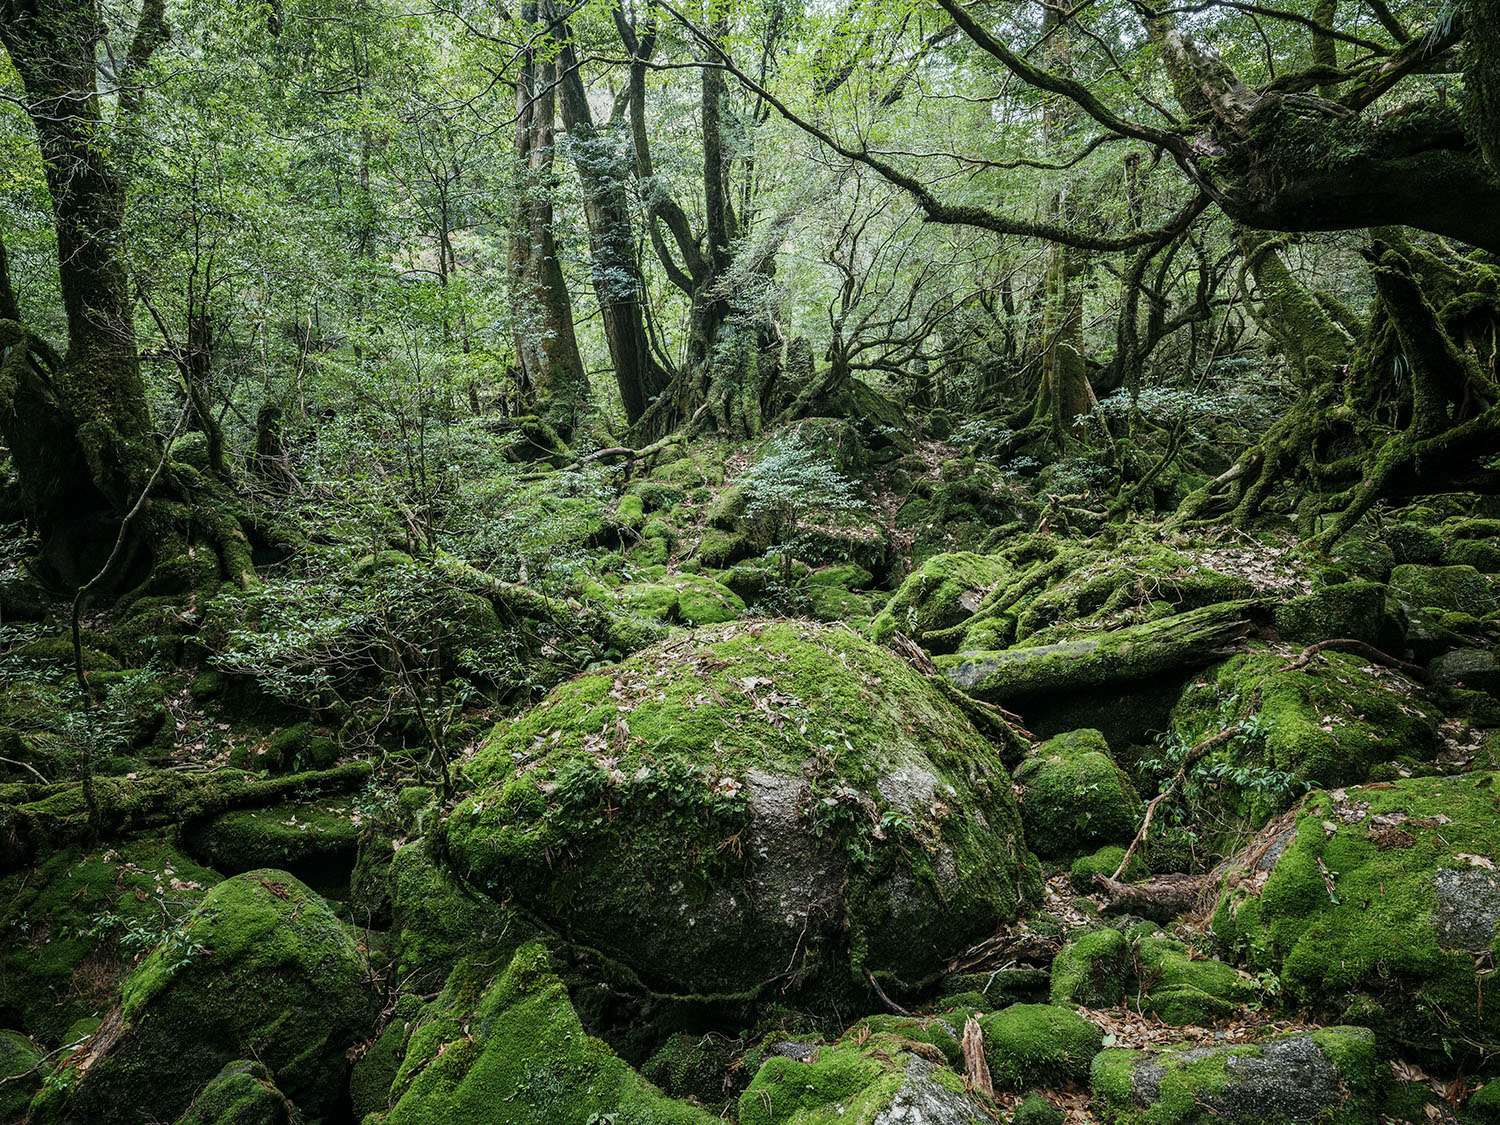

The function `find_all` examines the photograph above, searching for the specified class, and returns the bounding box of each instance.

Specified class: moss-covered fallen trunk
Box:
[937,601,1258,706]
[0,761,371,872]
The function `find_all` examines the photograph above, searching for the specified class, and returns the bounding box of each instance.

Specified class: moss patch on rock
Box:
[738,1032,991,1125]
[980,1003,1101,1090]
[0,840,220,1044]
[1090,1027,1380,1125]
[375,942,717,1125]
[1212,773,1500,1061]
[30,870,376,1125]
[1014,729,1143,859]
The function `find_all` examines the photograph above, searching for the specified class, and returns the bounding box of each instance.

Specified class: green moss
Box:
[1015,729,1142,858]
[1212,773,1500,1061]
[1389,564,1498,615]
[379,942,716,1125]
[443,621,1038,999]
[980,1003,1101,1090]
[1050,928,1131,1008]
[15,636,119,673]
[1386,522,1446,564]
[181,800,358,896]
[1170,650,1440,808]
[1,1029,41,1123]
[1010,545,1252,645]
[641,1031,742,1107]
[1069,845,1146,894]
[805,564,874,589]
[387,842,534,992]
[1013,1093,1065,1125]
[1135,936,1257,1025]
[616,493,646,527]
[0,840,220,1044]
[30,870,376,1125]
[869,552,1013,648]
[174,1059,295,1125]
[699,528,748,568]
[1272,581,1395,646]
[1448,540,1500,573]
[350,1018,413,1121]
[1088,1028,1379,1125]
[614,574,746,626]
[845,1013,963,1066]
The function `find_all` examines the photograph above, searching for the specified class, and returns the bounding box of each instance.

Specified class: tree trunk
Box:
[551,4,669,426]
[509,6,589,441]
[0,0,257,596]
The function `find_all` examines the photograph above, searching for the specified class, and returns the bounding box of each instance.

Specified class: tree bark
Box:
[509,5,589,440]
[550,2,669,426]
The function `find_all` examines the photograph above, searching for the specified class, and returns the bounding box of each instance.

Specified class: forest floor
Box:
[2,416,1499,1125]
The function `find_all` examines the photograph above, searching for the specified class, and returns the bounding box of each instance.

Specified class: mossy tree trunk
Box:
[616,4,781,442]
[509,4,589,442]
[550,1,670,427]
[0,0,259,595]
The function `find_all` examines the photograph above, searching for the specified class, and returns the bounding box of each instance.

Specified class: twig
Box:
[865,969,912,1016]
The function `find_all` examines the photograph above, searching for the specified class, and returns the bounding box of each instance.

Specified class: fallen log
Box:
[936,600,1259,706]
[0,761,372,872]
[1093,872,1215,922]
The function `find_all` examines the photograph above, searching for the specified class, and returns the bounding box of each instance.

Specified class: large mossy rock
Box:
[980,1003,1101,1090]
[441,620,1039,998]
[738,1032,993,1125]
[1014,729,1143,859]
[31,870,377,1125]
[1212,774,1500,1061]
[1090,1027,1381,1125]
[1,1029,41,1123]
[372,942,717,1125]
[613,573,747,626]
[1169,649,1440,806]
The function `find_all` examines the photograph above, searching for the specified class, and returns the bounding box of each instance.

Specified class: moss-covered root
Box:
[28,870,377,1125]
[737,1032,993,1125]
[938,600,1256,708]
[1090,1027,1381,1125]
[375,942,717,1125]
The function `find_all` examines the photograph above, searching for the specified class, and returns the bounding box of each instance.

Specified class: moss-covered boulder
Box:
[1090,1027,1381,1125]
[442,621,1038,999]
[1389,564,1497,616]
[1134,935,1258,1024]
[1272,581,1397,648]
[30,870,377,1125]
[980,1003,1101,1090]
[1014,729,1143,859]
[1050,928,1132,1008]
[869,552,1014,649]
[614,573,746,626]
[738,1032,992,1125]
[1,1029,41,1123]
[173,1060,296,1125]
[1212,774,1500,1061]
[1009,544,1253,645]
[1169,649,1439,808]
[181,799,359,898]
[0,840,220,1044]
[374,943,716,1125]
